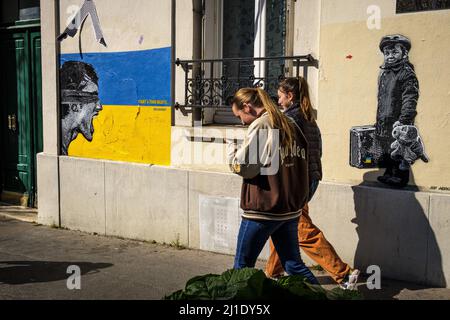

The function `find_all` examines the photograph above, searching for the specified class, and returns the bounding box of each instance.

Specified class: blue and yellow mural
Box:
[60,47,172,165]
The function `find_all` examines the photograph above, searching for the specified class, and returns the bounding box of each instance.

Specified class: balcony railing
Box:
[174,55,319,116]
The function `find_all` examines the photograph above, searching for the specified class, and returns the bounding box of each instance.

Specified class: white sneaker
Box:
[265,271,286,281]
[339,269,360,290]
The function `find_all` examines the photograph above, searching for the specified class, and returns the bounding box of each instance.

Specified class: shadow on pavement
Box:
[315,275,338,285]
[0,261,113,285]
[355,275,424,300]
[351,170,445,299]
[316,273,446,300]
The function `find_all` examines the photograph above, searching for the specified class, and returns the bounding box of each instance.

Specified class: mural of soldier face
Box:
[60,61,102,155]
[383,44,407,66]
[69,90,103,142]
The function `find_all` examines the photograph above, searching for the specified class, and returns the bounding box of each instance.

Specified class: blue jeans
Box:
[234,217,319,284]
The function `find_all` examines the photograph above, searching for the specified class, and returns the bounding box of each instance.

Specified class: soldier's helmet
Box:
[379,34,411,53]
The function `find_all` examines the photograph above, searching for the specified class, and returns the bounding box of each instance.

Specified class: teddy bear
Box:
[390,124,429,170]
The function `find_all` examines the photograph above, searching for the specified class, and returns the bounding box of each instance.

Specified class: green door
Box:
[30,31,43,207]
[0,25,42,207]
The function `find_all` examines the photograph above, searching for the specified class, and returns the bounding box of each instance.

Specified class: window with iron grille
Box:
[396,0,450,13]
[175,55,318,122]
[175,0,318,126]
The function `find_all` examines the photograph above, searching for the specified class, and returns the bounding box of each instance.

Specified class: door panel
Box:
[30,31,42,206]
[0,32,32,196]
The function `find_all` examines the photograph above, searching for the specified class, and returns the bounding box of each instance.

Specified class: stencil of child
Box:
[375,34,419,188]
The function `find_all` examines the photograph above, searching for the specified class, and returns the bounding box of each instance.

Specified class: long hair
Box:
[279,77,315,122]
[231,87,295,148]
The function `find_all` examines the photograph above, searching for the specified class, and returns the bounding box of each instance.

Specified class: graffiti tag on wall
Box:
[57,0,107,47]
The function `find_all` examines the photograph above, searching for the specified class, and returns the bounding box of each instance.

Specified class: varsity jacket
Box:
[228,112,309,221]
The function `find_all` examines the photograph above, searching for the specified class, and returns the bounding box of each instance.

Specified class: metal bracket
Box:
[174,103,191,116]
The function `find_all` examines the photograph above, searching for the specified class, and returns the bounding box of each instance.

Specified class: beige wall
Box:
[293,0,321,109]
[37,1,450,287]
[312,0,450,190]
[174,0,193,127]
[59,0,171,53]
[54,0,450,190]
[41,0,59,155]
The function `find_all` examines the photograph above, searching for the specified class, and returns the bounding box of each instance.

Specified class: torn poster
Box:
[57,0,107,47]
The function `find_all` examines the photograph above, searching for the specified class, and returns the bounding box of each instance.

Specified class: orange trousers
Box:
[265,203,351,284]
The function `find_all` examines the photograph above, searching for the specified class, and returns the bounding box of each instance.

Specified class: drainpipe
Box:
[192,0,203,126]
[55,0,62,227]
[171,0,176,126]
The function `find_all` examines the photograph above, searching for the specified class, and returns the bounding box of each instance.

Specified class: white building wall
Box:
[37,0,450,288]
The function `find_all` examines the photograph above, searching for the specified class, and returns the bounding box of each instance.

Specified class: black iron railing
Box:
[174,55,319,116]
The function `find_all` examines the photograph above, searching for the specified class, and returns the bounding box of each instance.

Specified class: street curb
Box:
[0,204,38,223]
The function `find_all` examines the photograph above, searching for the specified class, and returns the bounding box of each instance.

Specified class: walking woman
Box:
[228,87,319,284]
[265,77,360,289]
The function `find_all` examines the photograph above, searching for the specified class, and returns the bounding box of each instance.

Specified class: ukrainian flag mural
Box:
[60,48,171,165]
[58,0,172,165]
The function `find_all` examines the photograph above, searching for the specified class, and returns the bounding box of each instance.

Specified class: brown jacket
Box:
[228,113,309,221]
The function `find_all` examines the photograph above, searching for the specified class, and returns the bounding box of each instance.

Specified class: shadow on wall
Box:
[351,170,446,297]
[0,261,112,285]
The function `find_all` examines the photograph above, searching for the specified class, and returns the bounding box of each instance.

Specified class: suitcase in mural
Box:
[349,125,380,168]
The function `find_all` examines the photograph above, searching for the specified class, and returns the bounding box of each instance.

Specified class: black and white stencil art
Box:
[60,61,103,155]
[390,123,429,170]
[57,0,107,47]
[350,34,428,188]
[396,0,450,14]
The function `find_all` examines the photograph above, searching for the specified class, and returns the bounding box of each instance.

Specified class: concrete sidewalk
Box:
[1,212,450,300]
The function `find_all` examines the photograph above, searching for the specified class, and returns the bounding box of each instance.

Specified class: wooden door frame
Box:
[0,21,41,207]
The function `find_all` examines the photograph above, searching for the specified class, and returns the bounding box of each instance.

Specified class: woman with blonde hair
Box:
[228,87,318,284]
[265,77,360,289]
